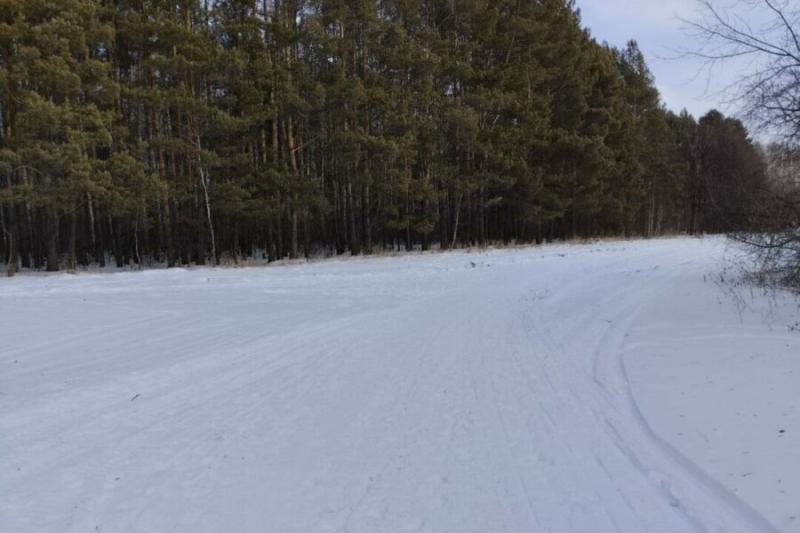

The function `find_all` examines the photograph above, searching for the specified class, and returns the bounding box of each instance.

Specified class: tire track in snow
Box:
[583,261,781,533]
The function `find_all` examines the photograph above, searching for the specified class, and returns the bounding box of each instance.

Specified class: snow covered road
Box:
[2,238,798,532]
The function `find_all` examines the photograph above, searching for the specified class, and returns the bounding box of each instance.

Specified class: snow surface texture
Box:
[1,237,798,533]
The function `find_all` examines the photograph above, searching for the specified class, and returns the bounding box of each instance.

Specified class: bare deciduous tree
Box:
[688,0,800,288]
[688,0,800,137]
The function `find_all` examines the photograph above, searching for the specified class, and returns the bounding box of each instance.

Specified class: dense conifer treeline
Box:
[0,0,766,271]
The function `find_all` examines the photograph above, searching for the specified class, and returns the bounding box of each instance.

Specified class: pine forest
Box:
[0,0,767,271]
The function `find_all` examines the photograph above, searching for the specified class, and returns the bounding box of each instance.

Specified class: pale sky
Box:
[575,0,747,119]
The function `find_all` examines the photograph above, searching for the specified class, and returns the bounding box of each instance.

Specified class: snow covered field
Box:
[1,237,798,533]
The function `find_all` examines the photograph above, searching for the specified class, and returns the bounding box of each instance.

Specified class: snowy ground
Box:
[1,237,798,533]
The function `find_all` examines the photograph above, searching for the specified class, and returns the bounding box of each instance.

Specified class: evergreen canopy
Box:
[0,0,766,271]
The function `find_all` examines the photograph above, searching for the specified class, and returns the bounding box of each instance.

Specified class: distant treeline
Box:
[0,0,767,271]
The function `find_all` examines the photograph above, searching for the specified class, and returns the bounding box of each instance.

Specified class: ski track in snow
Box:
[1,237,798,532]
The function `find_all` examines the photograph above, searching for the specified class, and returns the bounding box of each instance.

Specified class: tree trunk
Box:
[347,178,360,255]
[46,209,59,272]
[197,137,217,264]
[4,203,17,276]
[451,192,463,249]
[363,183,372,254]
[68,209,77,271]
